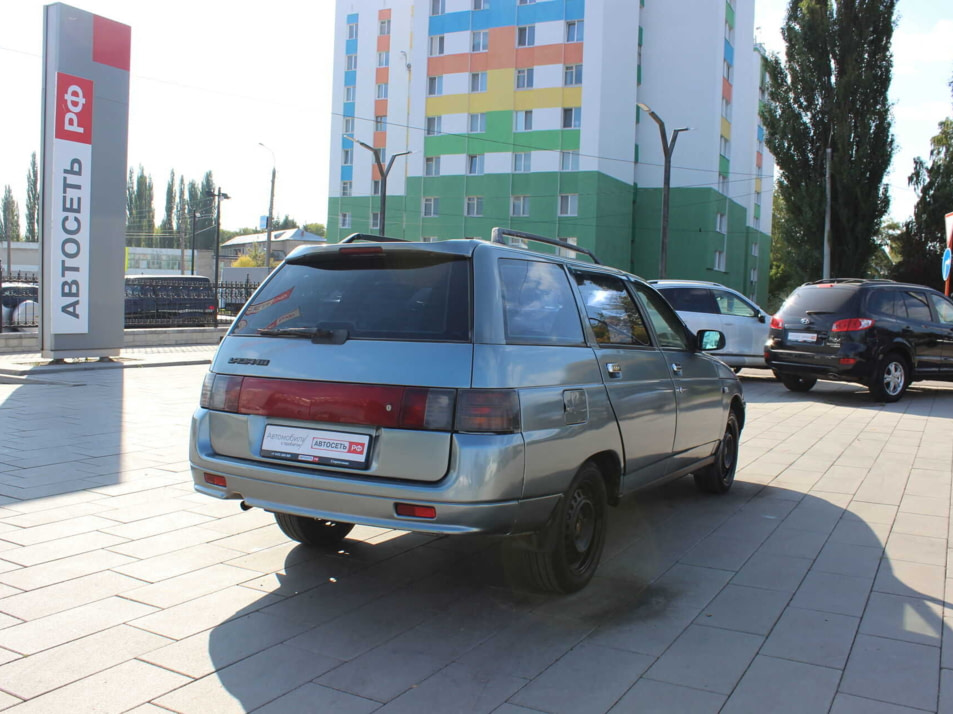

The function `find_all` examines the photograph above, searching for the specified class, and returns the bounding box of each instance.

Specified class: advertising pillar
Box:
[41,4,130,358]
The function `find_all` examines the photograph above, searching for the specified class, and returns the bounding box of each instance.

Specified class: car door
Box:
[712,288,766,361]
[926,292,953,374]
[571,269,677,487]
[630,281,725,470]
[900,289,944,373]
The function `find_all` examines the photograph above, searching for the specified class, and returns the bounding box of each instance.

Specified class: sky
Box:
[1,0,951,233]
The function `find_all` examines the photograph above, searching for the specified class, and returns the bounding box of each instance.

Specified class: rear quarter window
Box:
[499,259,584,344]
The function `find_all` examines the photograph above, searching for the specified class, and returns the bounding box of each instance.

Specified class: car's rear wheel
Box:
[274,513,354,546]
[515,462,608,594]
[694,411,740,494]
[869,352,909,403]
[779,373,817,392]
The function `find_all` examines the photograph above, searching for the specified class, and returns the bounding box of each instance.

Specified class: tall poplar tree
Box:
[761,0,896,281]
[125,165,156,246]
[159,170,175,235]
[1,186,21,242]
[25,152,39,242]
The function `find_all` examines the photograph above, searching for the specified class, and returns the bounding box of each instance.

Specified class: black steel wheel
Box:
[779,373,817,393]
[694,411,740,494]
[274,512,354,546]
[869,352,909,403]
[519,462,608,594]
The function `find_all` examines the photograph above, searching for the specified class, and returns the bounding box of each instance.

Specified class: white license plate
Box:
[787,331,817,343]
[261,425,371,469]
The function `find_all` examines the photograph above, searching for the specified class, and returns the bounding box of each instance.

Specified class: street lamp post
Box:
[190,210,197,275]
[344,136,410,237]
[206,188,230,303]
[638,103,690,279]
[258,142,276,269]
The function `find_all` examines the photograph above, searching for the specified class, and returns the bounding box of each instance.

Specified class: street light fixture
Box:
[344,135,410,237]
[638,102,690,279]
[258,142,276,269]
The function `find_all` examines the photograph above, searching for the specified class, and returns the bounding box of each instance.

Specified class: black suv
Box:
[765,278,953,402]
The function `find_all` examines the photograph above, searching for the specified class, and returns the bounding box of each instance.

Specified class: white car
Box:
[651,280,770,370]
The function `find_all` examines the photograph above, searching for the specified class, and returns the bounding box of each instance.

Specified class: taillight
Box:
[200,372,243,412]
[831,318,874,332]
[400,388,455,431]
[770,315,784,329]
[455,390,520,433]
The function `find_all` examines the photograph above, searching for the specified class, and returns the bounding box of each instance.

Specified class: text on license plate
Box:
[261,425,371,469]
[787,331,817,343]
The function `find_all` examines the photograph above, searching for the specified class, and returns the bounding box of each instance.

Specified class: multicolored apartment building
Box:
[327,0,773,304]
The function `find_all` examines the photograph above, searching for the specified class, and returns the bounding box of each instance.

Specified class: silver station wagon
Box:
[190,229,745,592]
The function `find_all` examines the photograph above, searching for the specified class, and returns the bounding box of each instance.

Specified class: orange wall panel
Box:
[374,99,388,117]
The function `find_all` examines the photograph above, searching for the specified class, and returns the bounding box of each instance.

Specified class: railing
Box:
[0,273,39,331]
[217,280,261,316]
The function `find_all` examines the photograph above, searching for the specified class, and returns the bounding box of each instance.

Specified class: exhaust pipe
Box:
[240,501,253,511]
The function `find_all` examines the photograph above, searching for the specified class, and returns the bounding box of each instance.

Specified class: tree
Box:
[25,152,39,242]
[233,244,266,267]
[303,222,326,237]
[159,170,175,234]
[761,0,896,280]
[125,165,155,247]
[1,185,21,242]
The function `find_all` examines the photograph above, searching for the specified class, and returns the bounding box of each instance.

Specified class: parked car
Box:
[651,280,771,370]
[124,275,217,327]
[766,278,953,402]
[1,282,39,330]
[189,229,745,593]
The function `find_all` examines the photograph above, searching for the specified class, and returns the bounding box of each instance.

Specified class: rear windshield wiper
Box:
[256,326,349,344]
[804,310,834,315]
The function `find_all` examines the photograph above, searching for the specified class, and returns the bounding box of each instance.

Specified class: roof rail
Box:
[490,227,601,264]
[802,278,896,285]
[340,233,408,244]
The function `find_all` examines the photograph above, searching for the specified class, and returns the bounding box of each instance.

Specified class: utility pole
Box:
[190,210,197,276]
[258,143,276,269]
[823,147,832,279]
[206,188,230,304]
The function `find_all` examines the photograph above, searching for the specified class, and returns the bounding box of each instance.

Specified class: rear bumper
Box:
[766,348,872,383]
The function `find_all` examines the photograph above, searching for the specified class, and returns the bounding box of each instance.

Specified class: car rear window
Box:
[779,285,859,315]
[231,250,471,342]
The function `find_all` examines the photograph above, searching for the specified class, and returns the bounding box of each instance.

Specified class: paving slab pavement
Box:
[0,353,951,712]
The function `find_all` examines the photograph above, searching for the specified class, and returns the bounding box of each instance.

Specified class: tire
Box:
[517,462,608,594]
[694,411,740,494]
[274,512,354,546]
[868,352,909,403]
[779,373,817,392]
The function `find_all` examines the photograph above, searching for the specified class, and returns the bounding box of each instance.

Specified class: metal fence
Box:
[218,280,261,316]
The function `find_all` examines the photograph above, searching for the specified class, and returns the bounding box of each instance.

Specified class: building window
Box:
[379,19,391,35]
[431,0,445,15]
[516,68,534,89]
[343,116,354,134]
[473,0,488,8]
[427,76,443,96]
[469,113,486,133]
[517,25,536,47]
[429,35,445,56]
[341,180,352,197]
[559,194,578,217]
[344,86,356,102]
[375,115,386,131]
[515,110,533,132]
[750,266,758,283]
[426,116,442,135]
[347,23,358,40]
[719,136,730,157]
[718,174,729,194]
[559,236,578,258]
[751,243,759,257]
[467,154,485,175]
[725,21,735,44]
[425,156,441,176]
[378,51,390,67]
[560,150,579,171]
[346,54,358,71]
[566,20,584,43]
[422,236,437,243]
[372,180,381,195]
[723,59,733,82]
[465,196,484,217]
[470,72,488,93]
[376,83,388,99]
[721,98,732,121]
[342,148,353,165]
[564,64,583,86]
[716,212,727,233]
[340,212,351,228]
[423,197,440,217]
[371,212,380,230]
[472,30,489,52]
[377,147,386,163]
[518,0,535,4]
[754,190,762,206]
[714,249,726,271]
[511,195,530,217]
[562,107,581,129]
[753,216,761,230]
[513,152,532,172]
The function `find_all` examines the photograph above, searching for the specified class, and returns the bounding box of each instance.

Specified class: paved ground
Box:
[0,350,952,712]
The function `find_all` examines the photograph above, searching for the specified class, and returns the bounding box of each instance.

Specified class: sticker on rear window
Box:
[246,288,294,315]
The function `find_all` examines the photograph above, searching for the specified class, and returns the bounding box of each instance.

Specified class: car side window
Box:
[662,287,718,314]
[631,282,690,350]
[901,291,932,322]
[572,271,650,346]
[499,259,584,344]
[714,290,758,318]
[867,290,900,317]
[929,294,953,325]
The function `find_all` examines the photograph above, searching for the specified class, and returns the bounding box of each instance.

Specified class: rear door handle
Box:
[671,363,683,376]
[606,363,622,379]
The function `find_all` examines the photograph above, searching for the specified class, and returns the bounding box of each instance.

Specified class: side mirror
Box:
[758,313,766,323]
[697,329,726,351]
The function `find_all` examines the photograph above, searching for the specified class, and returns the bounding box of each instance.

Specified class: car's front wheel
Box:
[869,352,909,402]
[694,411,740,494]
[778,373,817,392]
[274,513,354,546]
